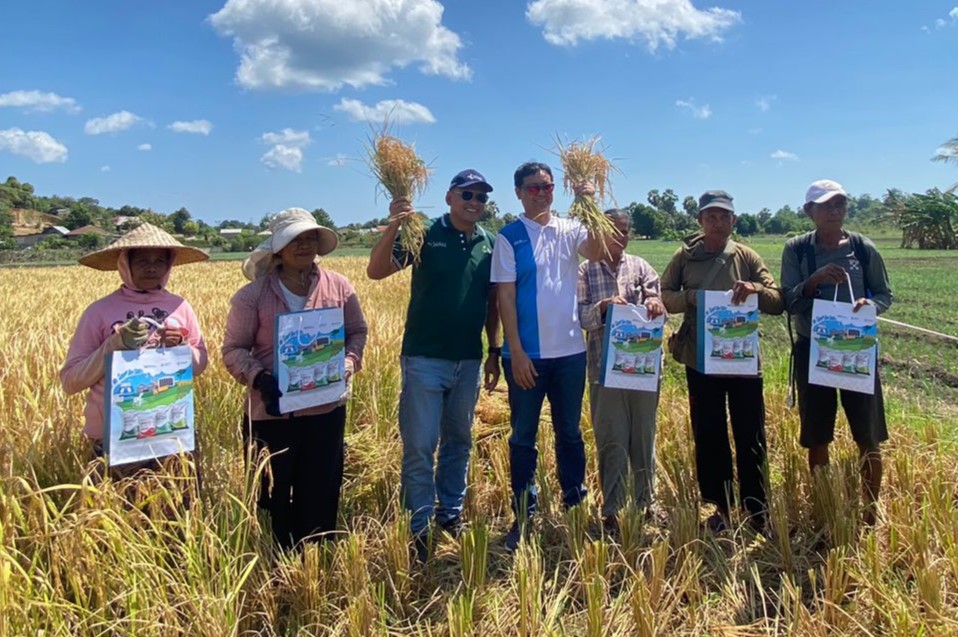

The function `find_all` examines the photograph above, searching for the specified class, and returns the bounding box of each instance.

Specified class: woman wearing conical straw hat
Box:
[60,222,210,475]
[222,207,368,550]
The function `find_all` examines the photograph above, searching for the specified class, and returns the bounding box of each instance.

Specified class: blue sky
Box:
[1,1,956,226]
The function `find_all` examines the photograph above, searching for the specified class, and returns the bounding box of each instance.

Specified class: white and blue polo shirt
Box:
[490,214,588,360]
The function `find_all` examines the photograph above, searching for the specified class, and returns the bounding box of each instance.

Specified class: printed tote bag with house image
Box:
[696,290,760,376]
[274,307,348,414]
[808,272,877,395]
[599,303,665,393]
[104,344,195,467]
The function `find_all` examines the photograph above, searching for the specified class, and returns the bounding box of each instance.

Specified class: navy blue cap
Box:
[449,169,493,192]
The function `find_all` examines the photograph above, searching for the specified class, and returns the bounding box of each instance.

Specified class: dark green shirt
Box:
[393,214,495,360]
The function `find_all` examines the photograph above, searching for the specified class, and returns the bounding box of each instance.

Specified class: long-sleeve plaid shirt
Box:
[577,255,661,383]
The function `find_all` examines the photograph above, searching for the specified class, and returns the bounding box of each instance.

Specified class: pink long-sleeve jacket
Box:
[221,265,367,421]
[60,286,209,439]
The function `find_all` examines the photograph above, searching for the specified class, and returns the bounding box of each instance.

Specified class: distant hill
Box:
[10,208,62,236]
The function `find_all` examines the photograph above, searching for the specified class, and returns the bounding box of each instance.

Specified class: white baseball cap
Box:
[805,179,848,205]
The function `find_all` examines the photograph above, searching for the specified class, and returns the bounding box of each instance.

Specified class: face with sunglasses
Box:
[516,170,555,220]
[446,187,490,228]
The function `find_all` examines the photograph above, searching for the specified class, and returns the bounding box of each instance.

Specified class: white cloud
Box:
[168,119,213,135]
[526,0,740,49]
[748,127,763,135]
[327,153,348,167]
[0,90,81,114]
[84,111,144,135]
[261,145,305,172]
[209,0,471,92]
[951,7,958,19]
[333,98,436,124]
[0,128,69,163]
[756,95,776,112]
[936,18,947,28]
[101,165,111,173]
[138,143,152,151]
[675,99,711,119]
[260,127,311,172]
[770,149,799,161]
[260,128,311,146]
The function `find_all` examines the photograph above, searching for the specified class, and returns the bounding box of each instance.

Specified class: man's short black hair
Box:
[514,162,553,189]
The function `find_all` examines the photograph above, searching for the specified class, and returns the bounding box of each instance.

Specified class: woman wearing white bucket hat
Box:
[222,207,368,549]
[60,222,210,474]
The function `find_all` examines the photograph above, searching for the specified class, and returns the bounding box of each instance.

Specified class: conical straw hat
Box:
[78,222,209,271]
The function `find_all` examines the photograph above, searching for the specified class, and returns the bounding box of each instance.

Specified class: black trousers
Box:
[685,367,767,516]
[243,407,347,549]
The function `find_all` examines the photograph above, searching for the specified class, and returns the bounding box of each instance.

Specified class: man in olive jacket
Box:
[660,190,784,532]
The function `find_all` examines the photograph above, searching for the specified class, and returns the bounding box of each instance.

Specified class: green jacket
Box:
[660,234,784,369]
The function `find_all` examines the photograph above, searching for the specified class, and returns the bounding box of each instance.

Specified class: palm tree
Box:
[933,135,958,166]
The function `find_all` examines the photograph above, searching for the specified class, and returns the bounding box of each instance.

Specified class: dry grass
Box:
[556,136,619,244]
[365,127,430,264]
[1,258,958,635]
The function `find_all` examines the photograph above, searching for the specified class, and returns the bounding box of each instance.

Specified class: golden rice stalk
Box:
[365,127,430,264]
[556,136,619,247]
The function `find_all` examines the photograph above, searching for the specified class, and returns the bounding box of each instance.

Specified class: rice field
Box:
[1,245,957,636]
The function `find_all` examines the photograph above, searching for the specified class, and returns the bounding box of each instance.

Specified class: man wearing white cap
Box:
[781,180,893,525]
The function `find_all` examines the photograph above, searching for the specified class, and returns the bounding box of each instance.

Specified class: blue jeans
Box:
[398,356,482,535]
[504,352,587,520]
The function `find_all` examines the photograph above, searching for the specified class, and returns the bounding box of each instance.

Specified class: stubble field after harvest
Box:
[1,250,958,637]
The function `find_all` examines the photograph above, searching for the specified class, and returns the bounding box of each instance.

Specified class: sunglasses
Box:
[457,190,489,203]
[523,183,555,196]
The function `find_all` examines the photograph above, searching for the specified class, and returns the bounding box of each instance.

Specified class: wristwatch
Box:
[488,346,502,356]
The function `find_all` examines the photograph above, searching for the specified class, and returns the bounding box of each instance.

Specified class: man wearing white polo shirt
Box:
[491,161,601,550]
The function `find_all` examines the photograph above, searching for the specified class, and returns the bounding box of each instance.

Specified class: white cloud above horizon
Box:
[676,98,711,119]
[526,0,740,49]
[334,98,436,125]
[260,127,311,172]
[84,111,144,135]
[101,165,111,173]
[209,0,471,92]
[138,143,152,151]
[0,128,69,163]
[771,149,799,161]
[168,119,213,135]
[0,90,81,114]
[756,95,777,112]
[327,153,349,167]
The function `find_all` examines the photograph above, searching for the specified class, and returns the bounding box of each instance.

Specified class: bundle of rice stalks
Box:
[366,128,430,263]
[556,136,619,248]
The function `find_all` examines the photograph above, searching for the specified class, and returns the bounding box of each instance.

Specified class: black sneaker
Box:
[504,520,531,552]
[413,532,430,564]
[439,516,465,539]
[601,515,620,538]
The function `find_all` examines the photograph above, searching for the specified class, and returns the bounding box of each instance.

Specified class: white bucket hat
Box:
[242,207,338,281]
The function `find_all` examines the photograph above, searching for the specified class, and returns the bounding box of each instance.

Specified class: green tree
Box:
[0,200,13,241]
[629,202,667,239]
[0,176,37,210]
[311,208,336,229]
[62,206,93,230]
[933,135,958,166]
[886,188,958,249]
[169,207,192,234]
[756,208,772,232]
[682,195,698,217]
[736,214,759,236]
[479,199,500,223]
